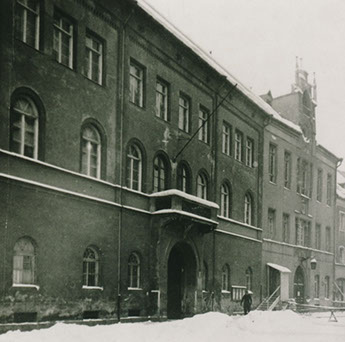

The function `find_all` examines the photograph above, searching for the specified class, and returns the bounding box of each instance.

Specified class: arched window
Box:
[11,96,39,159]
[197,172,208,200]
[324,276,330,299]
[221,264,230,291]
[128,253,141,288]
[220,183,231,218]
[83,247,100,287]
[153,155,168,192]
[244,193,253,225]
[314,275,320,299]
[127,144,142,191]
[246,267,253,291]
[13,237,36,285]
[202,261,208,291]
[339,246,345,264]
[81,125,101,178]
[177,162,191,193]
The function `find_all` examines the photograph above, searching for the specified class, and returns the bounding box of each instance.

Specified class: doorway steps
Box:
[256,286,281,311]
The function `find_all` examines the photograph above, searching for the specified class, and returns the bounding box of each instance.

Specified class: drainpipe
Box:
[117,5,135,321]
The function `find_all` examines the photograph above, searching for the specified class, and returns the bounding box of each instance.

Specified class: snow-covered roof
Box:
[136,0,302,134]
[267,262,291,273]
[150,189,219,209]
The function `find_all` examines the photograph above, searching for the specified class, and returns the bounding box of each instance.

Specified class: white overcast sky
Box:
[144,0,345,169]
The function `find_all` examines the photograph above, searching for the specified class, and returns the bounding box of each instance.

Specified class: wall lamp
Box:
[300,256,317,270]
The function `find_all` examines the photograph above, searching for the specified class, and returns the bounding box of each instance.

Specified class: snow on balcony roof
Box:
[150,189,219,209]
[136,0,302,134]
[267,262,291,273]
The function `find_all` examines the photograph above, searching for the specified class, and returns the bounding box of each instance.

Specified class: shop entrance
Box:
[167,242,197,319]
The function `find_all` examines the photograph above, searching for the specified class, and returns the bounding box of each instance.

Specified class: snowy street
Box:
[0,310,344,342]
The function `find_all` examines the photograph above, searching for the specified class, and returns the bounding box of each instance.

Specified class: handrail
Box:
[256,286,280,310]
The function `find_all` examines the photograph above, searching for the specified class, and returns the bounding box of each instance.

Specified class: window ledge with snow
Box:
[221,290,231,294]
[128,287,143,291]
[12,284,40,290]
[82,285,104,291]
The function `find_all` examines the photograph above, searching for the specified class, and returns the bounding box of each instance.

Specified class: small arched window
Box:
[314,274,320,299]
[177,162,191,193]
[221,264,230,291]
[128,253,141,288]
[153,155,168,192]
[246,267,253,291]
[202,261,208,291]
[81,125,101,178]
[13,237,36,285]
[244,193,253,225]
[197,172,208,200]
[339,246,345,264]
[324,276,330,299]
[220,183,231,218]
[127,144,143,191]
[83,247,100,287]
[11,96,39,159]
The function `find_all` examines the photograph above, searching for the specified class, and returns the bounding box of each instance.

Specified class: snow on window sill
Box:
[221,290,231,294]
[82,285,103,291]
[12,284,40,290]
[128,287,143,291]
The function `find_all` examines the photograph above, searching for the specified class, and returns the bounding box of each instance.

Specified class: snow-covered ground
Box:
[1,310,344,342]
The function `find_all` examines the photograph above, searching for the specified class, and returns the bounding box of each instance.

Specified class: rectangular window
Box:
[85,34,103,85]
[295,218,310,246]
[16,0,40,49]
[235,130,243,161]
[246,138,253,167]
[326,173,332,206]
[325,226,331,252]
[304,221,311,247]
[297,159,311,197]
[282,213,290,243]
[129,61,144,107]
[284,151,291,189]
[267,208,276,239]
[268,143,277,183]
[340,212,345,232]
[155,79,169,121]
[53,11,74,68]
[317,169,323,202]
[222,123,231,156]
[314,275,320,299]
[198,107,209,143]
[178,95,190,133]
[315,224,321,250]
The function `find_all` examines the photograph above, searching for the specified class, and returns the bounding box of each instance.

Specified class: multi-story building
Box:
[0,0,286,322]
[335,171,345,304]
[260,62,340,306]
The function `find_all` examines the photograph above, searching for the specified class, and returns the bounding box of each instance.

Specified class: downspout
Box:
[117,6,135,321]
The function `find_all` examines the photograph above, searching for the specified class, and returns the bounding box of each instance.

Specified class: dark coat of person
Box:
[240,291,252,315]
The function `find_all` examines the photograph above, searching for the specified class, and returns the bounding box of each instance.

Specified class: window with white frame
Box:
[178,95,190,133]
[156,79,169,121]
[53,11,74,68]
[284,151,291,189]
[128,253,140,288]
[324,276,330,299]
[245,138,253,167]
[81,125,101,179]
[282,213,290,243]
[295,218,311,247]
[198,107,209,143]
[235,130,243,161]
[85,34,103,85]
[267,208,276,239]
[220,183,230,218]
[126,144,142,191]
[221,264,230,291]
[13,237,36,285]
[339,246,345,264]
[15,0,40,49]
[268,143,277,183]
[340,212,345,232]
[129,61,144,107]
[177,163,190,193]
[222,122,231,156]
[197,172,208,200]
[83,247,100,287]
[11,96,39,159]
[244,193,252,225]
[153,155,168,192]
[314,275,320,298]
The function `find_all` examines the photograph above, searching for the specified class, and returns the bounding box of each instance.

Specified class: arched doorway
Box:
[167,242,197,319]
[294,266,305,303]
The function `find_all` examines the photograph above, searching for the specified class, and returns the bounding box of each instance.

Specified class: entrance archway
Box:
[167,242,197,319]
[294,266,305,303]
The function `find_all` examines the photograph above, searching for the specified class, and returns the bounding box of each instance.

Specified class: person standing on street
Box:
[241,290,252,315]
